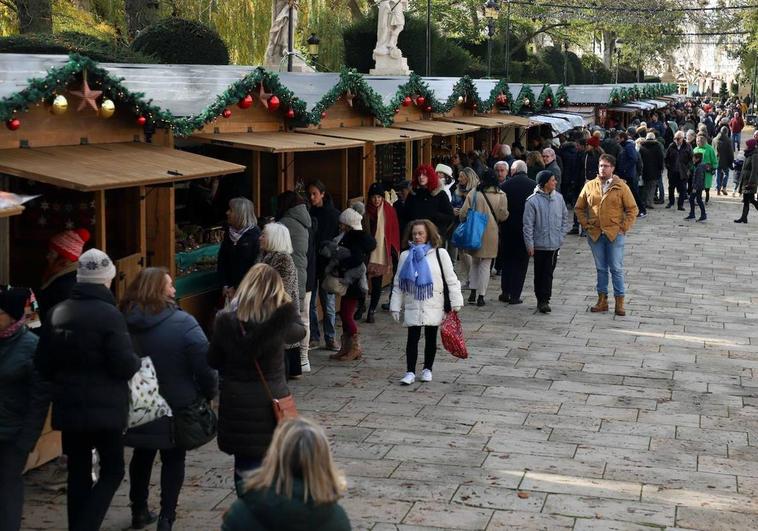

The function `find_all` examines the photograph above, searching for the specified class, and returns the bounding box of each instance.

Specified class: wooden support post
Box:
[405,141,413,180]
[251,151,261,217]
[278,152,295,194]
[0,216,8,285]
[94,190,106,251]
[340,149,348,208]
[363,144,375,200]
[138,186,147,258]
[145,186,176,278]
[422,137,432,165]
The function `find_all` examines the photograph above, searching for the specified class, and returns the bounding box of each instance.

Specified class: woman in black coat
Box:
[34,248,140,531]
[120,268,218,531]
[208,263,305,490]
[0,287,49,531]
[218,197,261,298]
[399,165,455,240]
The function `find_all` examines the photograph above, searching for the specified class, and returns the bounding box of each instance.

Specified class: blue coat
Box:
[522,189,571,251]
[616,140,639,180]
[124,305,218,449]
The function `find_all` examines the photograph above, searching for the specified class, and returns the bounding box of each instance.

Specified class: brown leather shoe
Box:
[329,335,348,359]
[614,296,626,316]
[338,334,362,361]
[590,293,608,312]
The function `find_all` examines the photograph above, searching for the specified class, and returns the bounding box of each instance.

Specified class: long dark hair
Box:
[276,191,305,220]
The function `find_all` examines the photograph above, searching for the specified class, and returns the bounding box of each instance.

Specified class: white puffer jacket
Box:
[390,247,464,327]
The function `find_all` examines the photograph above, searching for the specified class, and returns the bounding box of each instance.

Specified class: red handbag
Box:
[435,249,469,359]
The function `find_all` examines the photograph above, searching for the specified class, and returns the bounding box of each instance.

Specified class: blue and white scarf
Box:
[398,243,433,300]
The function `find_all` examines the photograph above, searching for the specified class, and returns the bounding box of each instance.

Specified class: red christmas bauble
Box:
[472,103,477,109]
[395,108,400,114]
[416,96,426,106]
[222,109,232,118]
[546,97,553,107]
[5,118,20,131]
[321,111,328,119]
[402,96,412,107]
[286,108,295,119]
[136,116,147,126]
[268,95,281,112]
[238,95,253,109]
[424,105,432,112]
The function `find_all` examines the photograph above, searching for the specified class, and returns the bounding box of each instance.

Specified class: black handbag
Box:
[173,398,218,451]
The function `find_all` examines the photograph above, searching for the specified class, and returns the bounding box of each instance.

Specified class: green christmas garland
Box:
[484,79,514,112]
[388,73,445,117]
[535,84,556,112]
[555,85,569,107]
[308,67,394,126]
[444,76,484,113]
[512,85,537,115]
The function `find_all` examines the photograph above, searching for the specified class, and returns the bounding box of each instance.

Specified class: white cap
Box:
[77,248,116,285]
[339,207,363,231]
[435,163,453,177]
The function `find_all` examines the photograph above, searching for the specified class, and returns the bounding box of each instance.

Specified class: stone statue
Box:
[263,0,313,72]
[370,0,411,75]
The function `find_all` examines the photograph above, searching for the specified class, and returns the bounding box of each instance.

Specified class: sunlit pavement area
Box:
[22,135,758,531]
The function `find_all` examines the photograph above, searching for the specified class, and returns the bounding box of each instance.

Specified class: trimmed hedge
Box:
[130,18,229,65]
[0,32,153,63]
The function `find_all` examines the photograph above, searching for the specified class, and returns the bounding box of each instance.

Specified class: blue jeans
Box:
[588,233,626,296]
[716,168,730,190]
[656,174,665,201]
[733,132,741,152]
[309,281,336,342]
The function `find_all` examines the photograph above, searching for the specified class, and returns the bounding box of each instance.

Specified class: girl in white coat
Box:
[391,219,463,385]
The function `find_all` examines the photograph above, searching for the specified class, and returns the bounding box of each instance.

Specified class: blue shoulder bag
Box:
[451,190,488,251]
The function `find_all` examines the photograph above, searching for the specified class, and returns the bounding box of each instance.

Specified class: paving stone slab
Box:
[519,472,642,500]
[402,501,493,530]
[542,493,675,527]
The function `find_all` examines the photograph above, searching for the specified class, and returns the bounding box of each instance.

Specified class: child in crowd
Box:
[685,151,707,222]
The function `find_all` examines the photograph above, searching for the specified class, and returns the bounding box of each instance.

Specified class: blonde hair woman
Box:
[218,197,261,298]
[208,264,305,489]
[120,267,217,531]
[222,417,350,530]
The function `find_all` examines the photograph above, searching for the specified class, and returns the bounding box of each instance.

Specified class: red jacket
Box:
[730,116,744,134]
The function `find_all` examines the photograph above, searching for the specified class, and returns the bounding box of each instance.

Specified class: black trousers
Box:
[0,441,28,531]
[688,190,705,217]
[62,430,125,531]
[501,250,530,301]
[668,175,687,207]
[129,447,187,520]
[406,326,438,373]
[285,347,302,378]
[369,275,383,312]
[533,250,558,304]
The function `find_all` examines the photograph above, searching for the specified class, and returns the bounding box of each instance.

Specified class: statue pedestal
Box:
[264,54,315,73]
[370,54,410,76]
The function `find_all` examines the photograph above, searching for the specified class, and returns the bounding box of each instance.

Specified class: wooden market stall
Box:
[390,119,479,167]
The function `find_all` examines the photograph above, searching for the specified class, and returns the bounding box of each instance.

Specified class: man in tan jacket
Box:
[575,154,639,316]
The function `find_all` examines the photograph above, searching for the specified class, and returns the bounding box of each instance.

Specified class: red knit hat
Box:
[49,228,90,262]
[588,136,601,148]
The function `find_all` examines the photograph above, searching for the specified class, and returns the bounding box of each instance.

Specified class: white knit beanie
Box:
[339,207,363,231]
[435,163,453,178]
[77,248,117,285]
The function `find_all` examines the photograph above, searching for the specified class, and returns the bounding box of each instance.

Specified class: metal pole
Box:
[615,49,620,84]
[504,1,511,81]
[487,35,493,78]
[426,0,431,75]
[563,42,568,85]
[287,2,294,72]
[592,32,596,84]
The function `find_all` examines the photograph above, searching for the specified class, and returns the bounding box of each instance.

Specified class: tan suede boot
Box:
[338,333,362,361]
[614,296,626,316]
[590,293,608,313]
[329,334,350,359]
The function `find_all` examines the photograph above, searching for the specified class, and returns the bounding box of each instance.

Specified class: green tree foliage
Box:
[0,31,152,61]
[130,17,229,64]
[342,9,483,76]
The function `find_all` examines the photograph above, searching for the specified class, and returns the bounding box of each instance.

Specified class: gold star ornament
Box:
[70,71,103,114]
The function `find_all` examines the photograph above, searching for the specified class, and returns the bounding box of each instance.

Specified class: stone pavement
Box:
[22,165,758,528]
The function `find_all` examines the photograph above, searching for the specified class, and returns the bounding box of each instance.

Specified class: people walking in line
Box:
[35,248,141,531]
[458,170,509,306]
[450,168,480,288]
[399,164,455,241]
[0,287,49,531]
[307,180,341,352]
[276,191,315,373]
[259,222,302,378]
[575,155,639,317]
[685,152,707,222]
[639,132,665,209]
[523,171,571,313]
[691,134,716,203]
[208,263,305,489]
[499,160,535,304]
[735,139,758,223]
[120,268,218,531]
[218,197,260,300]
[37,228,90,323]
[222,417,350,531]
[665,131,693,210]
[714,127,734,197]
[391,219,463,385]
[541,148,562,189]
[363,183,400,324]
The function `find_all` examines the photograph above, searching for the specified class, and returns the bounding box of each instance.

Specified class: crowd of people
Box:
[0,93,755,531]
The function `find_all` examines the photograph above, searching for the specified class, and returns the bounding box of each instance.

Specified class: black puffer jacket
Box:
[639,139,665,182]
[0,326,50,452]
[37,266,77,324]
[124,305,218,449]
[400,187,455,237]
[337,228,376,299]
[34,283,140,432]
[218,226,261,289]
[208,304,305,458]
[310,196,341,279]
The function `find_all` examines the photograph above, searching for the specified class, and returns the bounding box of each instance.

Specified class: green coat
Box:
[693,145,717,189]
[222,479,351,531]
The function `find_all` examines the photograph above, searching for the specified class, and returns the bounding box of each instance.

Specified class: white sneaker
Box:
[400,372,415,385]
[301,361,311,373]
[420,369,433,382]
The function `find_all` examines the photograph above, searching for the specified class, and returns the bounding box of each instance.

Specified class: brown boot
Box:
[614,296,626,316]
[329,334,349,359]
[590,293,608,313]
[338,333,362,361]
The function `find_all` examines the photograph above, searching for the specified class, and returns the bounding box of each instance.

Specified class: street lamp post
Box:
[287,0,294,72]
[426,0,431,76]
[307,32,320,68]
[504,0,511,81]
[614,39,623,84]
[484,0,499,78]
[563,41,569,86]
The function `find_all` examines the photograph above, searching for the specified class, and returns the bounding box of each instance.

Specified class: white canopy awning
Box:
[530,114,574,136]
